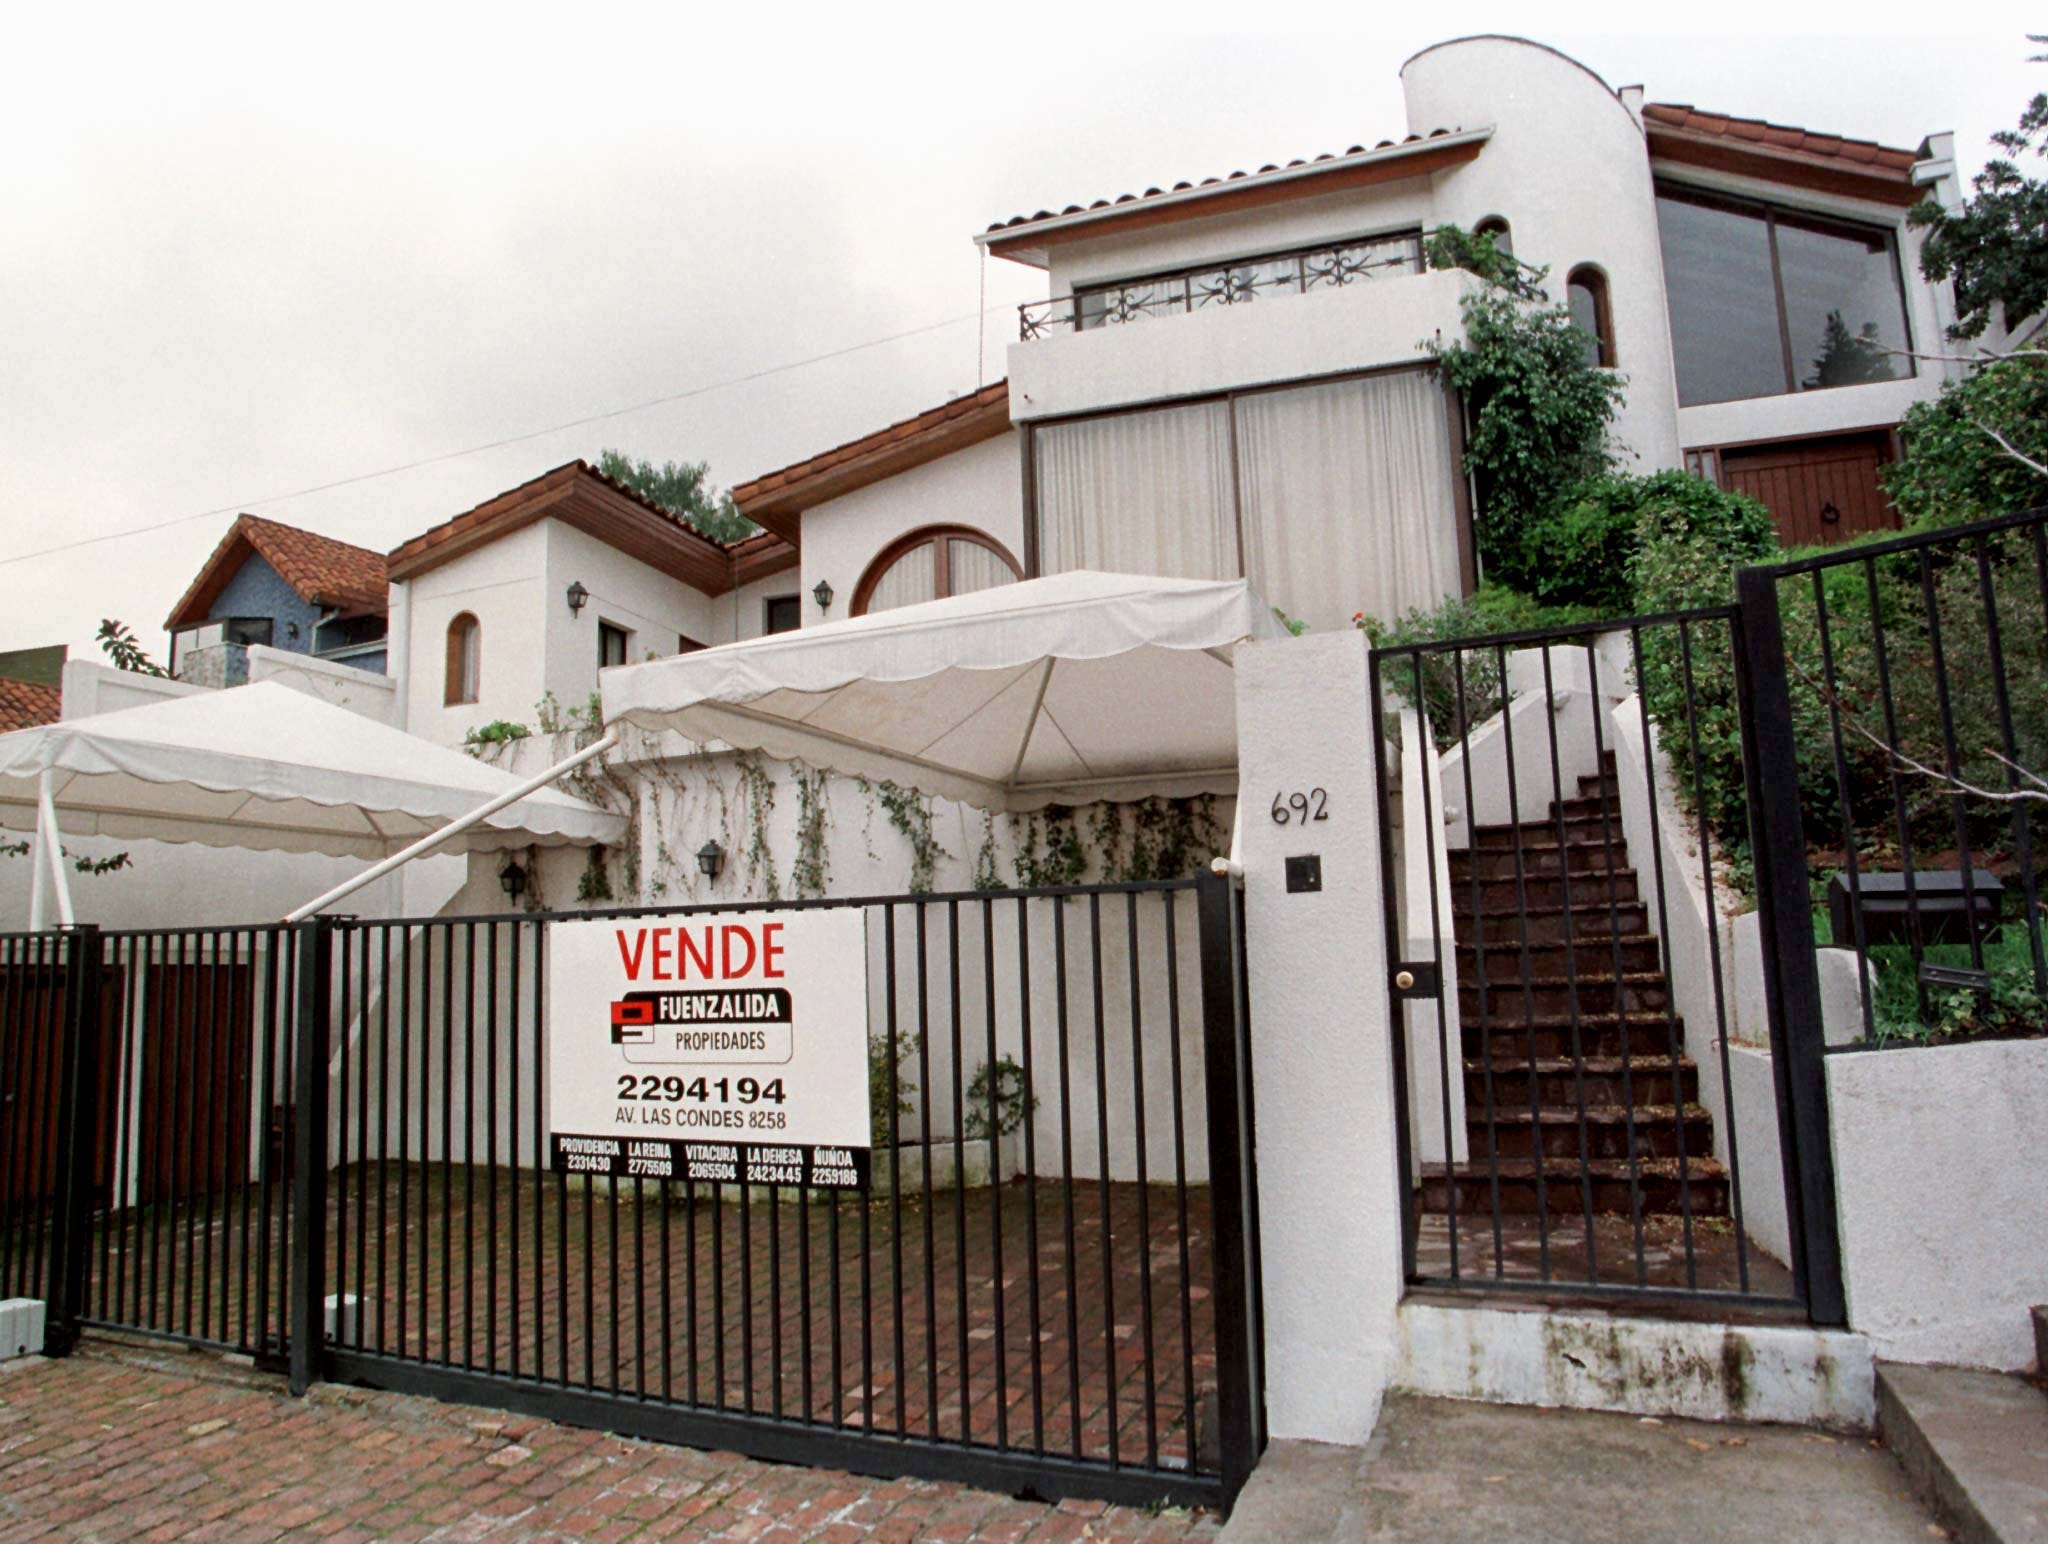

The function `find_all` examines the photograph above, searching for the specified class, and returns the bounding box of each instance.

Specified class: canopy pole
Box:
[35,770,75,929]
[285,730,622,923]
[28,773,50,932]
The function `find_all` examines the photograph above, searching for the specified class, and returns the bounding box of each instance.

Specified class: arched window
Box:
[1474,216,1513,259]
[852,526,1023,617]
[1567,265,1615,368]
[445,612,481,705]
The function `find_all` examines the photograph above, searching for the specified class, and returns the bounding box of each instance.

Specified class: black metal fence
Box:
[1368,604,1837,1317]
[1019,231,1424,339]
[1745,506,2048,1051]
[8,875,1265,1514]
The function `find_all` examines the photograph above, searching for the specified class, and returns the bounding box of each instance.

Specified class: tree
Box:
[1909,38,2048,340]
[1803,310,1894,390]
[597,450,757,543]
[97,619,166,676]
[1882,350,2048,525]
[1422,225,1627,584]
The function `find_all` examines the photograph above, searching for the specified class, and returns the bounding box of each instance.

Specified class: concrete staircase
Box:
[1424,753,1731,1220]
[1876,1307,2048,1544]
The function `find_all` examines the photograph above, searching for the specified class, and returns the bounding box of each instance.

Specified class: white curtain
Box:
[947,538,1015,597]
[1235,371,1460,631]
[866,547,938,614]
[1035,401,1238,581]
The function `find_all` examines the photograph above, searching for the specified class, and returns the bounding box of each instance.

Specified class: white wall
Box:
[1008,268,1473,425]
[398,518,730,749]
[397,521,550,748]
[1829,1037,2048,1372]
[799,431,1023,608]
[1403,36,1682,473]
[1235,629,1405,1444]
[1045,182,1437,298]
[247,645,398,724]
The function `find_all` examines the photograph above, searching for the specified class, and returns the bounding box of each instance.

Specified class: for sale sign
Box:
[547,911,871,1189]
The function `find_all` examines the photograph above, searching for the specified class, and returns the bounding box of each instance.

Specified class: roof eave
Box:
[1647,125,1924,208]
[975,127,1494,267]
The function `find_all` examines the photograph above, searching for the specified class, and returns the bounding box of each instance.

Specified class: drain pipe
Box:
[284,730,621,922]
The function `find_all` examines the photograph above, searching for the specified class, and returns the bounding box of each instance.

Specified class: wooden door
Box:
[1719,431,1900,549]
[0,961,126,1209]
[139,960,255,1205]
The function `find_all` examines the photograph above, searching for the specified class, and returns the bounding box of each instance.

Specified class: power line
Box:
[1,302,1005,569]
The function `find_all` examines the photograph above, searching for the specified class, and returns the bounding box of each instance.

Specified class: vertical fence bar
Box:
[1196,874,1261,1507]
[288,918,334,1395]
[42,924,102,1357]
[1733,565,1847,1326]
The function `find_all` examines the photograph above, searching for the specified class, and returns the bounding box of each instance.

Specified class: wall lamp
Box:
[566,580,590,616]
[498,860,528,899]
[696,839,726,880]
[812,579,834,614]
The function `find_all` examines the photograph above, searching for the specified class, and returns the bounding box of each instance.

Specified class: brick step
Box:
[1457,902,1651,946]
[1466,1055,1698,1107]
[1418,1156,1730,1218]
[1469,1103,1715,1161]
[1550,793,1625,821]
[1462,973,1670,1017]
[1450,847,1637,883]
[1455,872,1643,909]
[1462,1015,1685,1060]
[1471,815,1627,851]
[1458,935,1664,983]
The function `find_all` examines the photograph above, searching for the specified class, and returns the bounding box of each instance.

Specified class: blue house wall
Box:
[211,554,325,653]
[206,554,385,673]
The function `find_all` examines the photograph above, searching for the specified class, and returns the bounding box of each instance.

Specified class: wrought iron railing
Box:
[1019,230,1426,340]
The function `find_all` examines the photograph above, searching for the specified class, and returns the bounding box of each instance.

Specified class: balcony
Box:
[1018,231,1426,341]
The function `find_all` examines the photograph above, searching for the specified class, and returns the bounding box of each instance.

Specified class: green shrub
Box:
[1514,471,1779,610]
[1362,585,1601,750]
[869,1032,918,1149]
[1882,353,2048,528]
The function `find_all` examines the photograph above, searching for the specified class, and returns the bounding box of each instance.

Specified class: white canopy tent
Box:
[0,680,626,926]
[601,570,1285,813]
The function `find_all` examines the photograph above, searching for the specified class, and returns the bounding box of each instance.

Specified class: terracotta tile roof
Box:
[1643,103,1919,173]
[730,382,1012,538]
[166,515,389,631]
[0,678,61,733]
[979,129,1482,243]
[386,460,794,595]
[1643,103,1923,203]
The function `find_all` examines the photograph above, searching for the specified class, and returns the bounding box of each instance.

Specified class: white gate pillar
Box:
[1234,628,1405,1444]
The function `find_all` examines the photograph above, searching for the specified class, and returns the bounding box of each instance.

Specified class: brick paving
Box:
[0,1343,1223,1543]
[72,1170,1220,1478]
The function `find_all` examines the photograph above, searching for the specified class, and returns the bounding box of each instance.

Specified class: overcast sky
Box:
[1,2,2036,663]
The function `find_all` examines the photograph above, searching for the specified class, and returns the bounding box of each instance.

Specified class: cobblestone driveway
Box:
[0,1343,1221,1544]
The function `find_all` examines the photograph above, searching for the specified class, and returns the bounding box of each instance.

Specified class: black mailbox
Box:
[1827,869,2003,949]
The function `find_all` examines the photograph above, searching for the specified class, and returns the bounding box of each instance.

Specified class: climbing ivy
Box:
[792,764,831,899]
[867,778,946,894]
[972,814,1004,892]
[736,755,780,900]
[1009,806,1085,888]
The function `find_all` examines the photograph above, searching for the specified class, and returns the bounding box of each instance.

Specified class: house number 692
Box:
[1270,788,1329,825]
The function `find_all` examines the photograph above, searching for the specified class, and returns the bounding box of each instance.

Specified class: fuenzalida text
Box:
[613,921,789,982]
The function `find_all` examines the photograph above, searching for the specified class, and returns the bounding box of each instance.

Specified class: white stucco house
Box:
[736,34,1964,638]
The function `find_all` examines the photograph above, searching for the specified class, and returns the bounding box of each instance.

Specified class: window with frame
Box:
[851,528,1022,617]
[1029,366,1464,632]
[444,612,481,705]
[763,595,801,635]
[1566,265,1615,368]
[1655,184,1910,407]
[598,620,631,668]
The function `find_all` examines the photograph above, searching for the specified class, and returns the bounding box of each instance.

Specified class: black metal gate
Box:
[6,875,1265,1513]
[1367,598,1843,1320]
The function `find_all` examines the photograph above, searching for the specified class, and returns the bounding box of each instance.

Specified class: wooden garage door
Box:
[1718,431,1900,549]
